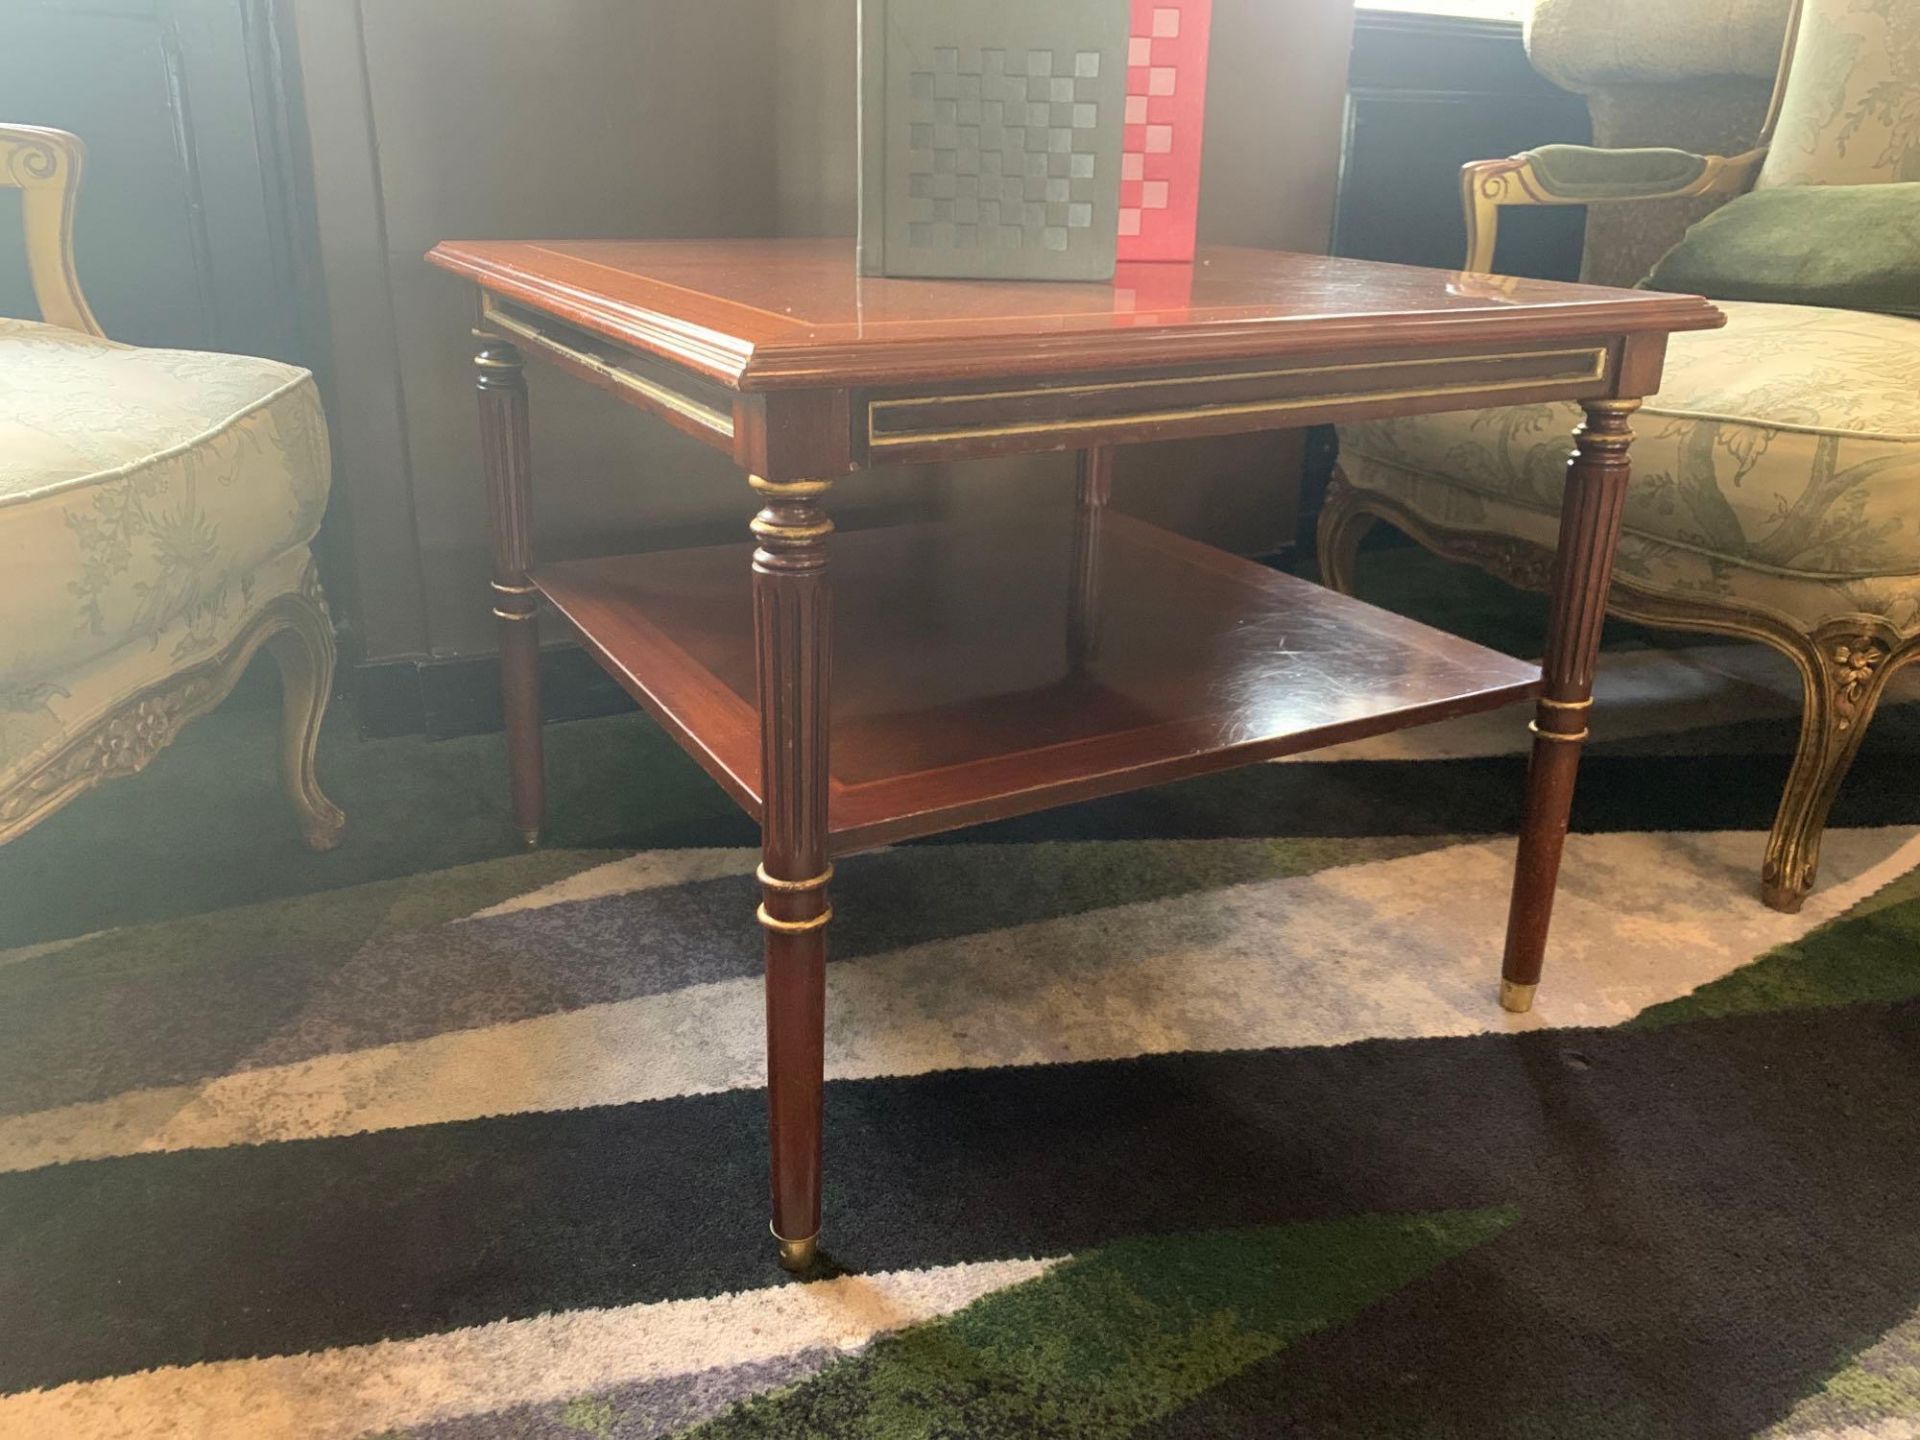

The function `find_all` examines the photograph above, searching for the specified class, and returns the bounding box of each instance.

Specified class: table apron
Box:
[860,342,1619,463]
[481,295,737,445]
[478,287,1641,477]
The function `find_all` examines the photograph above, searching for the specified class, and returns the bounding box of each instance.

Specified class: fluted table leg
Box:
[750,475,834,1272]
[1067,447,1113,673]
[475,328,545,847]
[1500,398,1639,1013]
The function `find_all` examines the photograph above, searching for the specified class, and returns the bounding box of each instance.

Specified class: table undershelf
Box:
[534,511,1539,853]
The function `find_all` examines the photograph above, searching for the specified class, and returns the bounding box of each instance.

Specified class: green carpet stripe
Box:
[1633,888,1920,1029]
[679,1210,1516,1439]
[1764,1306,1920,1437]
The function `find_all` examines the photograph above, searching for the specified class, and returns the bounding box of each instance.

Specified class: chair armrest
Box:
[1,124,104,337]
[1460,144,1766,275]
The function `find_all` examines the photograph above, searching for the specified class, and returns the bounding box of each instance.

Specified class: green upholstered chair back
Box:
[1758,0,1920,186]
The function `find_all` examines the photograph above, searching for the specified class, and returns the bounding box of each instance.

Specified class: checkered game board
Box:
[905,47,1108,257]
[1118,0,1212,262]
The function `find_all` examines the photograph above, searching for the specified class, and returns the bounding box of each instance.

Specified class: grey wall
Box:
[295,0,784,659]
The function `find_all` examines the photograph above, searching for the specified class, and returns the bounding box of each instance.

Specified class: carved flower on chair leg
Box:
[98,700,173,773]
[1827,639,1889,732]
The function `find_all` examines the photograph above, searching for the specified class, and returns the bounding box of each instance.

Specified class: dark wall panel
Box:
[292,0,784,663]
[0,0,304,362]
[1334,12,1588,281]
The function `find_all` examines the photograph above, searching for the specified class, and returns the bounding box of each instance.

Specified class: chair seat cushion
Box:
[1340,301,1920,579]
[0,317,330,684]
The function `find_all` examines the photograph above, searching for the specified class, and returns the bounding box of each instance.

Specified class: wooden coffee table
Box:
[426,238,1722,1270]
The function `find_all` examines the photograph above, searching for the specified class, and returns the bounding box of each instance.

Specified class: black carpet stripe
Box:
[4,1000,1919,1440]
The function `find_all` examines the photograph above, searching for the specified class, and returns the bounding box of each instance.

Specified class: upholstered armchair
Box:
[1322,0,1919,913]
[0,125,344,848]
[1522,0,1796,286]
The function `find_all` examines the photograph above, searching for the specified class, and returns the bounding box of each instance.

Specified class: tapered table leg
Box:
[1500,398,1639,1013]
[475,328,545,847]
[750,475,834,1272]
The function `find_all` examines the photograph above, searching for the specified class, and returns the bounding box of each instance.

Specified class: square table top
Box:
[427,237,1723,393]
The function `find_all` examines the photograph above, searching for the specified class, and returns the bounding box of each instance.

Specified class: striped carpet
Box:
[4,619,1920,1436]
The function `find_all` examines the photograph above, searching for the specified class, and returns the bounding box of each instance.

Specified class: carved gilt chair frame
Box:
[1318,0,1920,913]
[0,124,343,850]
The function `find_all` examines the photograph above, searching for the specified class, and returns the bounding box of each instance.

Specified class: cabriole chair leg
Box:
[1762,625,1915,912]
[267,585,346,853]
[1315,470,1378,597]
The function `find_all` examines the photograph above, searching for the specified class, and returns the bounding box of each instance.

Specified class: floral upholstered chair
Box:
[1321,0,1919,913]
[0,125,344,849]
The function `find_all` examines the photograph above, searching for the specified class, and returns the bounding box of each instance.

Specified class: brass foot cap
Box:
[1500,979,1537,1014]
[775,1230,820,1273]
[519,827,541,850]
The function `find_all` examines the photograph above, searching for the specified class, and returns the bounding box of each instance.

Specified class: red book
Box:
[1116,0,1212,262]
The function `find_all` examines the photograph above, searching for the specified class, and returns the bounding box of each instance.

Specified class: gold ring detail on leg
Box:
[1528,721,1589,743]
[1536,696,1593,712]
[491,580,538,596]
[1500,979,1538,1013]
[750,475,834,498]
[751,516,835,542]
[757,864,834,892]
[493,607,538,623]
[773,1224,820,1272]
[757,904,833,934]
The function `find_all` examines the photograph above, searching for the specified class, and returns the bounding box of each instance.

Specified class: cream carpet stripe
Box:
[0,827,1912,1175]
[0,1256,1058,1440]
[0,931,98,973]
[464,848,759,921]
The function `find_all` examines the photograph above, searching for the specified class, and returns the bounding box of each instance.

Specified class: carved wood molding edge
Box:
[0,568,334,846]
[1328,477,1920,663]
